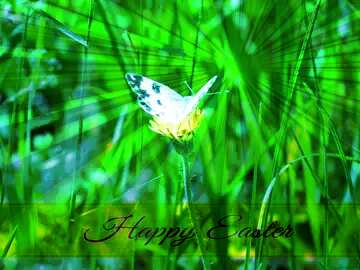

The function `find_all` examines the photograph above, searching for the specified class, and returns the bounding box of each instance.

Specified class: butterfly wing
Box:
[181,76,218,119]
[125,73,187,123]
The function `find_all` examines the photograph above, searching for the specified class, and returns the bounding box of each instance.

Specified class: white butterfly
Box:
[125,73,217,125]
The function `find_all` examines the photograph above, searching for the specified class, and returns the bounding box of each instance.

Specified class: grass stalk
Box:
[255,1,321,267]
[180,153,209,270]
[245,103,262,270]
[68,0,94,242]
[0,226,17,259]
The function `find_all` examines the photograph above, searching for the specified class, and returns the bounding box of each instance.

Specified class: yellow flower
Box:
[149,109,203,142]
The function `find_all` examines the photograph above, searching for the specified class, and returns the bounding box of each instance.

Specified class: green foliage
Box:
[0,0,360,269]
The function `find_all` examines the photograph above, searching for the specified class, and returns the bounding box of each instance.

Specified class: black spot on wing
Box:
[142,103,152,113]
[126,73,143,89]
[138,89,150,98]
[152,83,160,93]
[126,74,150,98]
[157,100,162,105]
[137,97,152,114]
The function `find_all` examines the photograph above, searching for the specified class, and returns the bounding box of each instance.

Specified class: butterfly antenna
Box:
[184,81,194,95]
[206,90,230,96]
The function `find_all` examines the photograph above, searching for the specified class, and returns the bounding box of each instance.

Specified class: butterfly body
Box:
[125,73,217,125]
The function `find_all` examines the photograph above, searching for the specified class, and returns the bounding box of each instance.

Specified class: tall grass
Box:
[0,0,359,269]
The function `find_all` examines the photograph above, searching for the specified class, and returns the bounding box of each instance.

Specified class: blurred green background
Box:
[0,0,360,269]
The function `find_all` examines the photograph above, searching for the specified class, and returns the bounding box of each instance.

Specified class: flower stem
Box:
[180,154,209,270]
